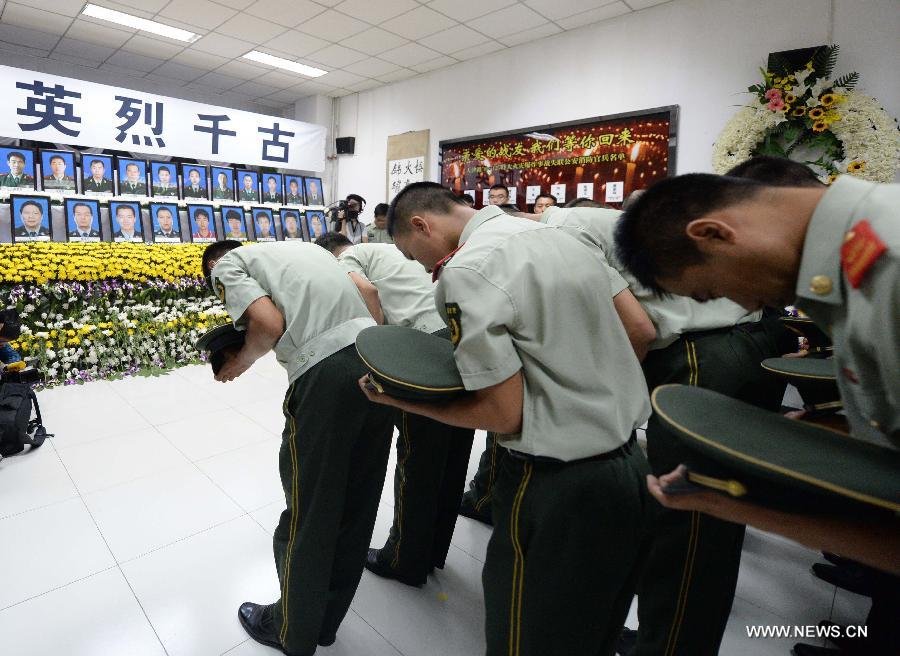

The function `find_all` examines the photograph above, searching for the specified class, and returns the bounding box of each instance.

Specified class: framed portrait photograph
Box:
[211,166,234,201]
[0,147,36,190]
[236,170,260,203]
[261,173,283,204]
[149,202,182,243]
[188,205,217,243]
[181,164,208,200]
[9,194,52,243]
[284,175,304,205]
[280,209,304,241]
[251,207,276,242]
[220,206,248,241]
[65,198,102,242]
[82,155,115,195]
[109,201,144,243]
[150,162,179,198]
[306,209,327,241]
[117,158,148,196]
[303,177,324,206]
[39,149,77,193]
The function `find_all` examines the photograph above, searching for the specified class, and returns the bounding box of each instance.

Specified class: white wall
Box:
[336,0,900,211]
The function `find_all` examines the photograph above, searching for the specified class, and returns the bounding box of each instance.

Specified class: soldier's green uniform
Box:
[153,184,178,198]
[793,176,899,448]
[83,177,113,193]
[435,205,653,656]
[339,243,474,584]
[211,242,394,655]
[213,186,234,200]
[540,205,793,656]
[459,206,630,525]
[0,172,34,188]
[42,175,75,191]
[365,223,394,244]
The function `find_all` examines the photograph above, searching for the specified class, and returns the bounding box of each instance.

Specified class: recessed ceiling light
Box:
[242,50,328,78]
[82,4,200,43]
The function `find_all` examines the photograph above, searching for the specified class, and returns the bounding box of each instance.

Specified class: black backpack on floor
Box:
[0,382,51,458]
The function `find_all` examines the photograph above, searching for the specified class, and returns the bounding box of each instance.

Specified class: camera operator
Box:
[332,194,368,245]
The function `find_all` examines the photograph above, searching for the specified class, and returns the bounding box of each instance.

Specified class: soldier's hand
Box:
[215,350,252,382]
[358,374,406,409]
[647,466,727,514]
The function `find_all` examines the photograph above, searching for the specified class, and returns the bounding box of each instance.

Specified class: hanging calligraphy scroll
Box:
[439,106,678,209]
[0,64,326,171]
[386,130,429,201]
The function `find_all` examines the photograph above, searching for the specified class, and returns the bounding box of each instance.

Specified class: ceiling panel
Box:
[0,0,678,111]
[245,0,326,27]
[380,6,455,40]
[418,24,491,55]
[332,0,419,26]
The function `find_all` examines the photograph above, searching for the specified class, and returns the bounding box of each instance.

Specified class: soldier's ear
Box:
[685,215,736,251]
[409,215,430,236]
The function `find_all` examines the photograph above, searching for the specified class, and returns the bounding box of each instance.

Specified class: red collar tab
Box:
[841,220,886,289]
[431,243,465,283]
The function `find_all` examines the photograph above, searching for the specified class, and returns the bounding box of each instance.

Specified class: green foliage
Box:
[812,44,840,79]
[831,72,859,91]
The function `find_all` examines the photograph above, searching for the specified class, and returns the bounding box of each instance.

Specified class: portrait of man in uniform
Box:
[306,210,326,239]
[118,159,148,196]
[221,207,247,241]
[237,171,259,202]
[151,163,179,198]
[0,148,36,190]
[281,211,303,241]
[285,176,304,204]
[253,209,276,241]
[262,174,283,204]
[10,195,52,243]
[182,165,208,199]
[189,206,217,243]
[304,177,323,205]
[211,167,234,201]
[150,203,182,242]
[110,201,143,242]
[40,150,77,192]
[65,199,102,242]
[82,156,114,195]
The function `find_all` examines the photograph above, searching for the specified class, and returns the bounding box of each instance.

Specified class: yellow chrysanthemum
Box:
[808,107,826,120]
[847,161,866,173]
[826,174,839,185]
[784,93,797,104]
[791,107,807,117]
[812,121,829,133]
[820,93,838,107]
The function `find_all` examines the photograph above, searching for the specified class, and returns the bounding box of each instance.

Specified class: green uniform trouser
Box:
[484,435,653,656]
[271,345,394,656]
[633,319,790,656]
[460,432,506,522]
[373,410,475,578]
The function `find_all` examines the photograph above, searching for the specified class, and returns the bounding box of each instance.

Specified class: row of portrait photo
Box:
[0,145,325,205]
[4,194,328,245]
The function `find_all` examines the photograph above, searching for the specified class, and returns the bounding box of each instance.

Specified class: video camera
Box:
[326,194,366,233]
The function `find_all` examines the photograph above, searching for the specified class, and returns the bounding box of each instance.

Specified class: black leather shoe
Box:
[616,627,638,656]
[364,548,426,587]
[318,633,336,647]
[238,602,283,652]
[812,563,874,597]
[458,495,493,526]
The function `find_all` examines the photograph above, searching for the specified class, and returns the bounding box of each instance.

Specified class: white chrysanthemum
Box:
[712,106,781,174]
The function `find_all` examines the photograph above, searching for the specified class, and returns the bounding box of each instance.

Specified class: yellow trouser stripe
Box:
[280,383,300,644]
[664,511,701,655]
[475,434,498,512]
[508,462,532,656]
[391,412,411,568]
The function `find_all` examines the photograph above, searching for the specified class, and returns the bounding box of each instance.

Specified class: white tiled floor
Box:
[0,354,868,655]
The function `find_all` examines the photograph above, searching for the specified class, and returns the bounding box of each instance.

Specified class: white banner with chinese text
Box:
[0,64,327,171]
[387,157,425,201]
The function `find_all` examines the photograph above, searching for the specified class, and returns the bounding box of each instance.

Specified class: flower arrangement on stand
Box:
[712,45,899,182]
[1,243,229,387]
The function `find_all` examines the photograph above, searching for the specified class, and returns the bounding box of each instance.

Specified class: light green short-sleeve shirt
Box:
[435,205,651,461]
[366,224,394,244]
[542,206,759,350]
[211,242,375,383]
[794,176,900,449]
[339,243,445,334]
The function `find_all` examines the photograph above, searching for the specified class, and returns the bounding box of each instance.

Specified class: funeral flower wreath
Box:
[712,45,899,183]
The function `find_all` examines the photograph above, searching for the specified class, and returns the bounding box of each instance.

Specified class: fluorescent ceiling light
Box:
[242,50,328,78]
[82,4,200,43]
